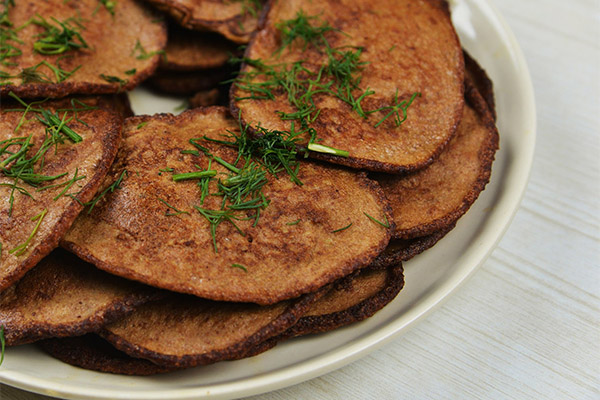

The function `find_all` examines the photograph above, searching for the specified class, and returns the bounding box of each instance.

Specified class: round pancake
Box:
[375,79,499,239]
[161,27,237,71]
[61,107,391,304]
[1,96,122,290]
[100,290,318,368]
[231,0,464,173]
[142,0,263,44]
[282,263,404,338]
[40,334,176,375]
[0,249,158,346]
[0,0,166,98]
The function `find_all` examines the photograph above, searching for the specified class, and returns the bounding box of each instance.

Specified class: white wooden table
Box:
[1,0,598,398]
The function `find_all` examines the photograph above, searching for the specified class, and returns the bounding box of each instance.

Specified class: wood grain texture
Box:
[1,0,599,398]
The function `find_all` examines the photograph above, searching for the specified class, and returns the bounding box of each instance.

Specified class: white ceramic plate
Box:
[0,0,536,398]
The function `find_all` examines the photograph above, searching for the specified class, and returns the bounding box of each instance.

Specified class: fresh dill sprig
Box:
[131,39,164,60]
[332,222,352,233]
[16,60,80,84]
[367,90,421,128]
[99,73,128,90]
[231,263,248,272]
[94,0,117,16]
[1,0,22,68]
[286,219,301,226]
[85,170,127,214]
[9,208,47,256]
[363,212,390,228]
[29,15,89,55]
[275,10,334,54]
[194,206,246,253]
[157,197,190,217]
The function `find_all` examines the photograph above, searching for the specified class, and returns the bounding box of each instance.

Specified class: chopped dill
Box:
[157,197,190,216]
[136,121,148,130]
[29,15,89,55]
[231,263,248,272]
[100,74,128,90]
[95,0,116,16]
[367,90,421,128]
[14,60,81,84]
[172,170,216,182]
[332,222,352,233]
[363,212,390,228]
[124,68,136,75]
[9,208,47,256]
[85,170,127,214]
[286,219,301,226]
[131,39,164,60]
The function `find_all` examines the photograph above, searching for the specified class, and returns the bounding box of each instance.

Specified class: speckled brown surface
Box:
[100,290,318,368]
[142,0,263,43]
[375,78,499,239]
[39,334,177,375]
[62,107,391,305]
[0,0,166,98]
[232,0,464,173]
[1,96,122,290]
[0,249,159,346]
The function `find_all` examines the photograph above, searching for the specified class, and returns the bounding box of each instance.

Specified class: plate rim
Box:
[0,0,537,398]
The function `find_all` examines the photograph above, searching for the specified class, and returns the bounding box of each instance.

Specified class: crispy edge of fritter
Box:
[39,334,177,375]
[98,289,321,368]
[1,249,162,346]
[144,0,261,44]
[0,100,123,291]
[464,51,496,121]
[390,76,499,240]
[369,223,456,269]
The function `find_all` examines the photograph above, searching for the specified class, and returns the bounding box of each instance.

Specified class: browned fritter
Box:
[0,249,159,346]
[62,107,391,305]
[464,51,496,121]
[146,66,231,95]
[142,0,263,44]
[375,79,499,239]
[1,96,122,290]
[0,0,166,98]
[370,223,456,269]
[161,27,238,71]
[281,263,404,338]
[100,290,318,368]
[231,0,464,173]
[40,334,177,375]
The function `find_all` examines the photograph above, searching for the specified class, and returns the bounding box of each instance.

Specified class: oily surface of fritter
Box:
[0,97,121,290]
[101,291,316,368]
[0,0,166,98]
[232,0,464,173]
[143,0,262,43]
[161,28,237,71]
[376,80,499,239]
[0,249,158,346]
[40,334,176,376]
[62,107,391,305]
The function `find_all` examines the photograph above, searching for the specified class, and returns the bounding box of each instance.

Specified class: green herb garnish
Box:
[363,212,390,228]
[9,208,47,256]
[332,222,352,233]
[0,325,5,366]
[85,170,127,214]
[157,197,190,216]
[231,263,248,272]
[131,39,164,60]
[29,15,88,55]
[100,74,128,90]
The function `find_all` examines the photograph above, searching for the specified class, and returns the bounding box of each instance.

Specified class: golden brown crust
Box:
[62,107,391,304]
[142,0,264,44]
[0,249,159,346]
[100,290,318,368]
[39,334,177,375]
[0,0,166,98]
[375,78,499,239]
[231,0,464,173]
[1,96,122,290]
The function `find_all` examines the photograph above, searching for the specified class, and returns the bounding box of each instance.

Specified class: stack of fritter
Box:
[0,0,498,375]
